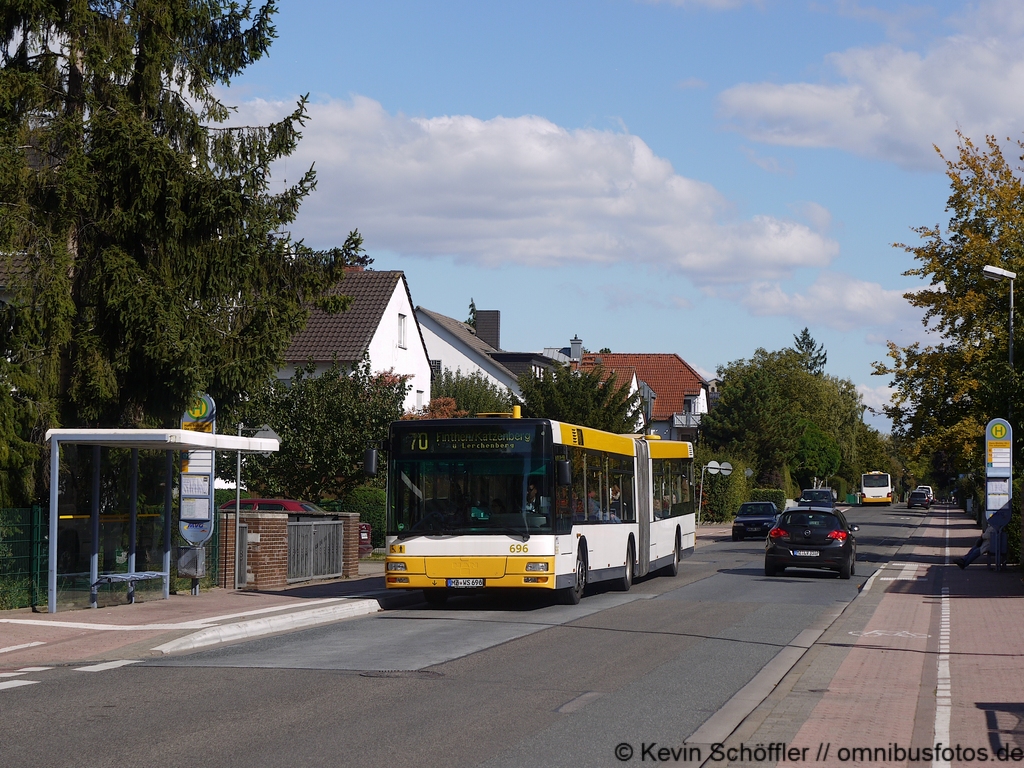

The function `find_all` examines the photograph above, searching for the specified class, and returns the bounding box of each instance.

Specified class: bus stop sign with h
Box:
[985,418,1012,569]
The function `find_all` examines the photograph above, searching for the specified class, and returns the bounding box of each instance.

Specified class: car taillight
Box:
[768,528,790,541]
[826,530,848,541]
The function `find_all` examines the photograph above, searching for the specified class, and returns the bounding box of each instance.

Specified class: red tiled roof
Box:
[579,353,705,420]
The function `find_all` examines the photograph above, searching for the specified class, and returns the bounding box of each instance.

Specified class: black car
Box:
[732,501,779,541]
[907,490,931,509]
[765,506,858,579]
[797,488,835,509]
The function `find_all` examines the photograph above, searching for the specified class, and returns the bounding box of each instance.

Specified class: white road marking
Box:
[0,680,39,691]
[933,510,952,768]
[75,659,142,672]
[0,641,45,654]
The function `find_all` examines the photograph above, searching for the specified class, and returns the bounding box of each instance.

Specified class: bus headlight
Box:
[525,562,549,572]
[386,562,407,571]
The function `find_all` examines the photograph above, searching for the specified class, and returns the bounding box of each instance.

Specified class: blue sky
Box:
[225,0,1024,429]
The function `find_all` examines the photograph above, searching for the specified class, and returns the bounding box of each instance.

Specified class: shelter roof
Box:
[45,429,278,453]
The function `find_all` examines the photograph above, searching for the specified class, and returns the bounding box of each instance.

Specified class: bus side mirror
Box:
[556,460,572,486]
[364,448,378,477]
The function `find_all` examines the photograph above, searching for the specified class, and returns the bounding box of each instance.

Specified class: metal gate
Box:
[287,520,344,582]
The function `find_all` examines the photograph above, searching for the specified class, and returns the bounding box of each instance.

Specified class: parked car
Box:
[797,489,835,509]
[732,501,779,541]
[907,490,931,509]
[765,507,858,579]
[218,498,328,514]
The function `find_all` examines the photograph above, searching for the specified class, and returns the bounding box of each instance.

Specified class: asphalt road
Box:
[0,504,925,768]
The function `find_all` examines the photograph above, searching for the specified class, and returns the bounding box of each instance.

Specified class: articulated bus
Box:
[860,471,893,505]
[378,415,695,605]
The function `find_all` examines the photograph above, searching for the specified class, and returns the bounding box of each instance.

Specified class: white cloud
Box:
[718,0,1024,169]
[742,271,917,332]
[237,96,837,284]
[792,201,833,234]
[857,382,895,414]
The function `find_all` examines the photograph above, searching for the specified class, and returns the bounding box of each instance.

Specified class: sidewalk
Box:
[0,558,409,668]
[711,505,1024,766]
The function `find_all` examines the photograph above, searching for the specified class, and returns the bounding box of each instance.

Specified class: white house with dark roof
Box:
[281,269,432,412]
[415,307,522,395]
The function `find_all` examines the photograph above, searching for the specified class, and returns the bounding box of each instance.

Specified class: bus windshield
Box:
[390,424,553,537]
[862,474,891,488]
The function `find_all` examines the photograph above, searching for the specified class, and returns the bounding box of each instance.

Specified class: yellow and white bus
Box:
[378,415,695,605]
[860,471,893,505]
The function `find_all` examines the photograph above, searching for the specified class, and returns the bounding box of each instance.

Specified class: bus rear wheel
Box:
[660,531,681,577]
[561,550,587,605]
[615,541,634,592]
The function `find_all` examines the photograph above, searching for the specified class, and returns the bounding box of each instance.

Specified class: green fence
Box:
[0,506,46,610]
[0,504,221,611]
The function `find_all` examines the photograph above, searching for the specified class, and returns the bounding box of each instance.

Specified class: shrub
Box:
[324,486,387,549]
[750,488,786,513]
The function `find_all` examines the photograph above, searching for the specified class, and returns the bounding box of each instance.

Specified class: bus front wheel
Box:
[561,549,587,605]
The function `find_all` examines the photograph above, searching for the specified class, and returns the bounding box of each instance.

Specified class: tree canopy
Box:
[225,359,409,501]
[0,1,358,504]
[429,368,516,416]
[702,345,884,492]
[874,133,1024,485]
[792,328,827,376]
[518,365,642,433]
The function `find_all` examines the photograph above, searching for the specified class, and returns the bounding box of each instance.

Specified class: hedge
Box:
[322,486,387,549]
[750,488,786,513]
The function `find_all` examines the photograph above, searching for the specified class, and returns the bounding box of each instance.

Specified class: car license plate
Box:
[447,578,484,588]
[792,550,819,557]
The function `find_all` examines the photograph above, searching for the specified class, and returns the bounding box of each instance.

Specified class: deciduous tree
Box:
[874,132,1024,481]
[226,359,409,500]
[518,365,641,433]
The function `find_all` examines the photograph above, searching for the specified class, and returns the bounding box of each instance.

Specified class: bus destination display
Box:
[398,426,540,455]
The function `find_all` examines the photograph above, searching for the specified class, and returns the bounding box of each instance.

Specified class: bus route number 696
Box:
[509,543,528,553]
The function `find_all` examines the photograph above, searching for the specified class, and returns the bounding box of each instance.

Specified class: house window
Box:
[430,359,442,379]
[416,390,424,410]
[398,313,407,349]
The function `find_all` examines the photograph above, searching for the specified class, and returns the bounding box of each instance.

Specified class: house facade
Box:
[282,269,432,412]
[416,307,557,398]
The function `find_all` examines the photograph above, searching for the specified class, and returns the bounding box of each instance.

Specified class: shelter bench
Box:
[90,571,167,605]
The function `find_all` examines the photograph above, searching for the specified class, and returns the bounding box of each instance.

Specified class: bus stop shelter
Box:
[44,429,279,613]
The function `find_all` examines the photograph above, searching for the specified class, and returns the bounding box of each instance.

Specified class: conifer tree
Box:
[0,2,358,502]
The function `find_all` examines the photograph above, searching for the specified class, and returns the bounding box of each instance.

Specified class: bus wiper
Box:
[491,527,530,542]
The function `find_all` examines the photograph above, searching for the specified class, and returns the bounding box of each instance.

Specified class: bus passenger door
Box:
[635,439,652,577]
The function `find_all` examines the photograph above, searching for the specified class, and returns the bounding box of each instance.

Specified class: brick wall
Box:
[242,512,289,589]
[338,512,360,578]
[219,510,361,588]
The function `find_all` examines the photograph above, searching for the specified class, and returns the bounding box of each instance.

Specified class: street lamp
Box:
[983,264,1017,564]
[983,264,1016,369]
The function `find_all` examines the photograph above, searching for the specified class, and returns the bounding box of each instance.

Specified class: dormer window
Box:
[398,313,407,349]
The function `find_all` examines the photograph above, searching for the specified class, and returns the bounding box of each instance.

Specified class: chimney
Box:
[476,310,501,350]
[570,335,582,363]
